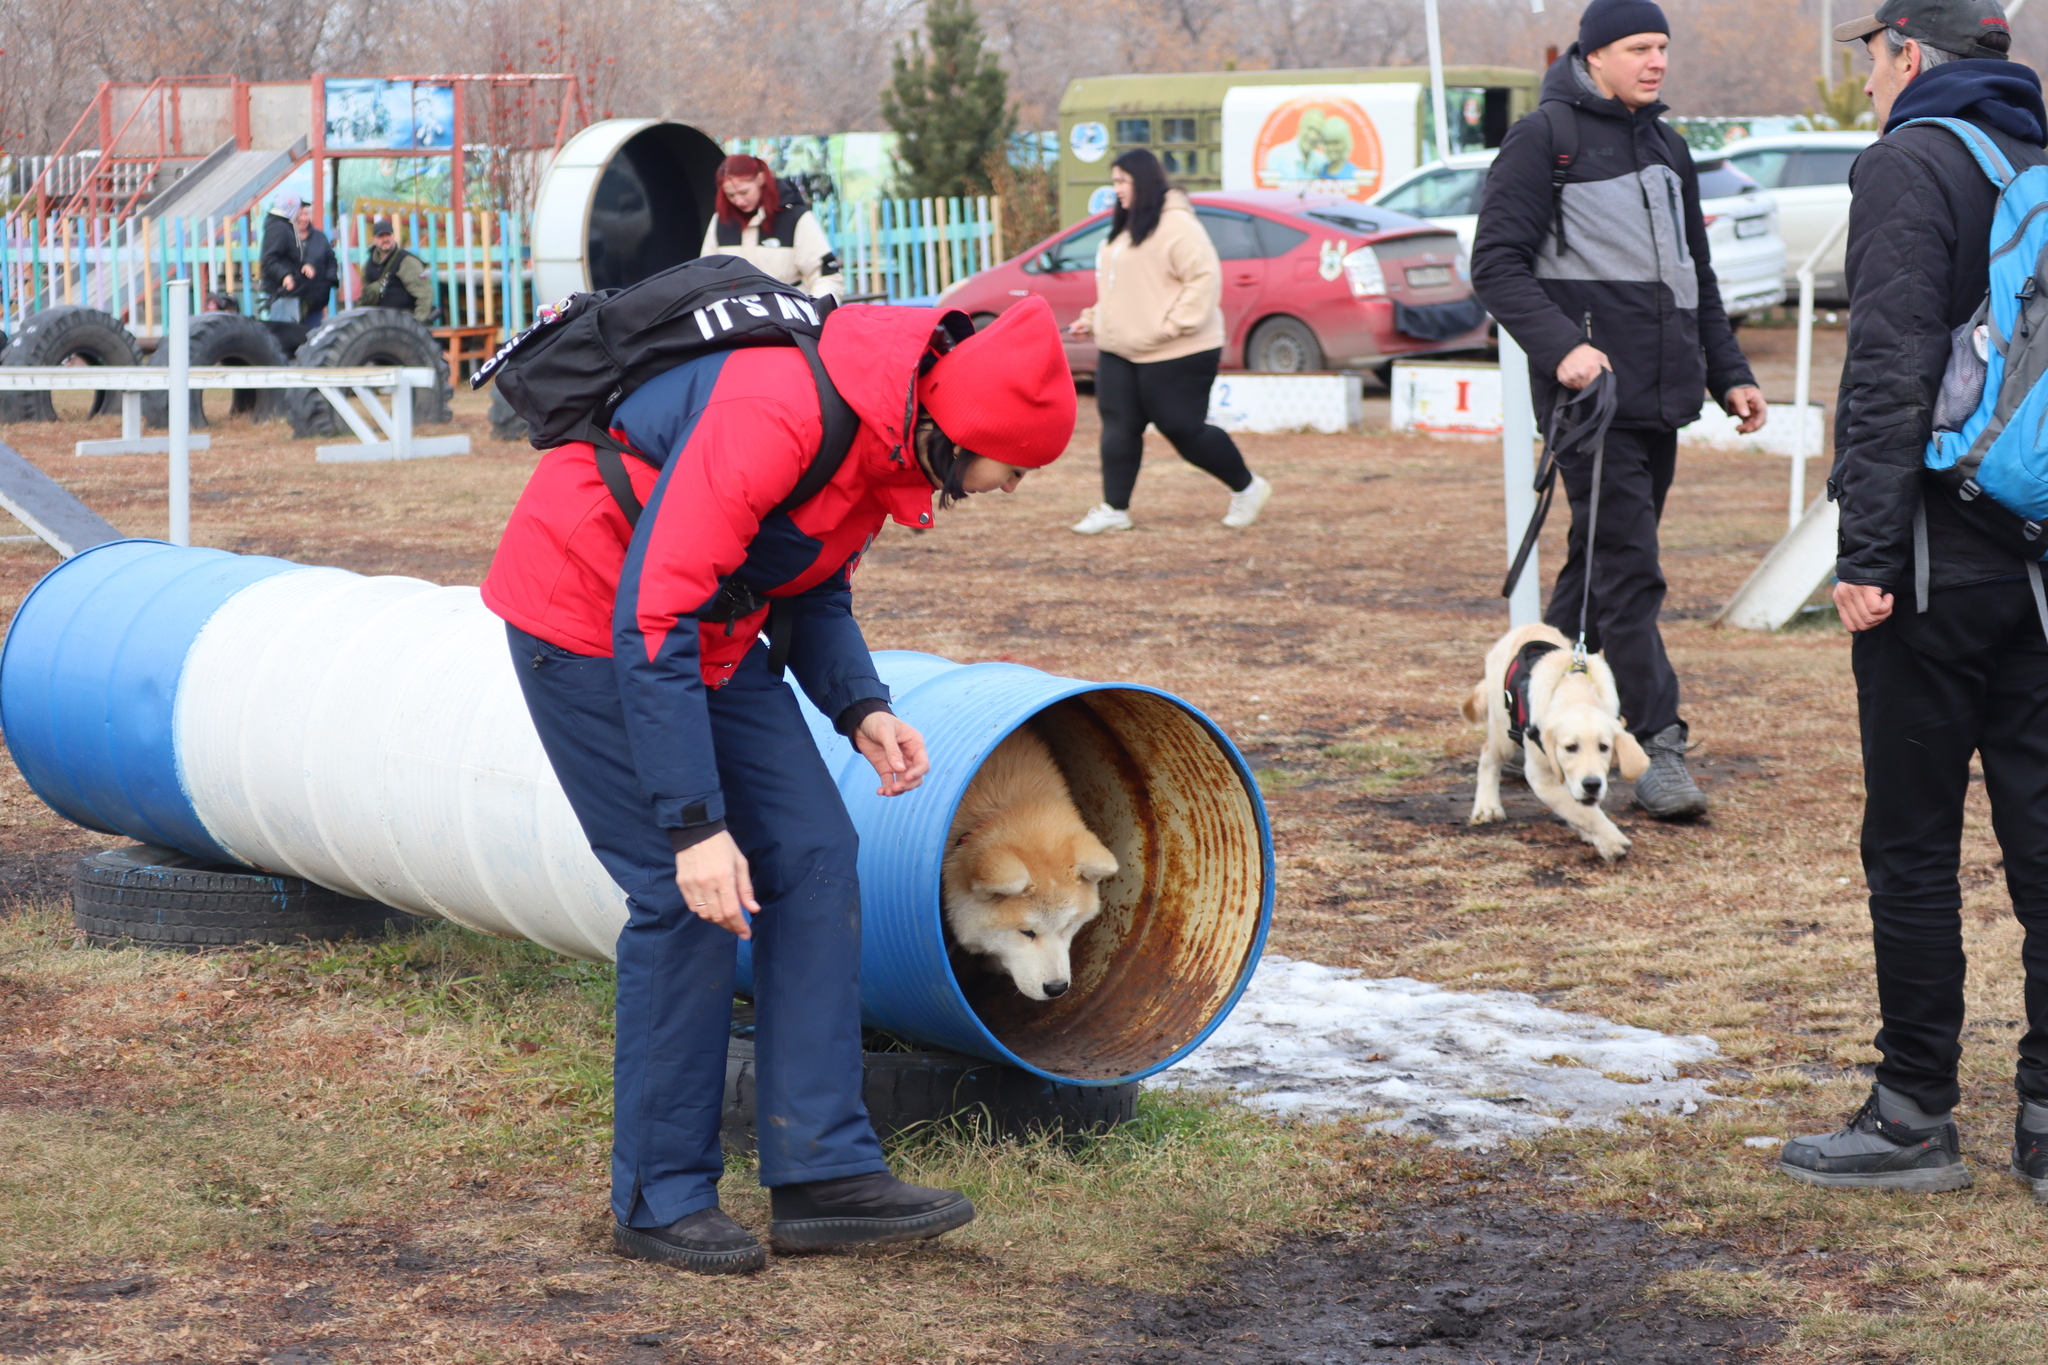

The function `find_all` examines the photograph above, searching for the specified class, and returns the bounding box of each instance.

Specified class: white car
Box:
[1374,149,1787,322]
[1716,131,1873,303]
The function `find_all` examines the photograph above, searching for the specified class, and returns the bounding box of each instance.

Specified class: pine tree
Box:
[1800,51,1874,131]
[881,0,1015,200]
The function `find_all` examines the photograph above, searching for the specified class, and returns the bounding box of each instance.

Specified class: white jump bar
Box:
[0,366,437,391]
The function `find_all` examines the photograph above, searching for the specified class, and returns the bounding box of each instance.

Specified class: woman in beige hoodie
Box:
[1068,150,1271,533]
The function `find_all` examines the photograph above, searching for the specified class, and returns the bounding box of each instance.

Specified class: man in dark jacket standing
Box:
[1777,0,2048,1197]
[1472,0,1766,820]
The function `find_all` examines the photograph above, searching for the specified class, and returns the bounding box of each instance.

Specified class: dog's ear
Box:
[1461,681,1487,723]
[971,849,1031,898]
[1615,726,1650,781]
[1074,833,1118,883]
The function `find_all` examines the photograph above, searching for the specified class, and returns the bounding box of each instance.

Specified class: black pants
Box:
[1853,579,2048,1113]
[1096,348,1252,509]
[1542,424,1681,739]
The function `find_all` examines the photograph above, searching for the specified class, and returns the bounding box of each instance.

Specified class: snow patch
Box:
[1152,956,1720,1147]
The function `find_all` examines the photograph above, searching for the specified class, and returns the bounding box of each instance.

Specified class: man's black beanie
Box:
[1579,0,1669,53]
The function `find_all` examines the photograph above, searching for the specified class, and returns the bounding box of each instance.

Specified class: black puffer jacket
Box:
[1472,50,1753,430]
[1831,61,2048,593]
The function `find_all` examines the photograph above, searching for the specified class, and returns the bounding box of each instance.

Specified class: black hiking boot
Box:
[613,1207,766,1274]
[1631,723,1709,821]
[2011,1096,2048,1203]
[769,1170,976,1251]
[1778,1087,1972,1192]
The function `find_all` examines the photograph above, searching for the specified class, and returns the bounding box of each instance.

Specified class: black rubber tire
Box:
[0,306,143,422]
[968,311,999,332]
[487,383,529,442]
[1245,315,1324,374]
[72,845,411,951]
[284,307,453,437]
[721,1036,1138,1152]
[142,312,291,430]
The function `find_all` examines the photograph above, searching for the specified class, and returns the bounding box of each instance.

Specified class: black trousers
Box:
[1853,579,2048,1112]
[1542,424,1682,739]
[1096,348,1252,510]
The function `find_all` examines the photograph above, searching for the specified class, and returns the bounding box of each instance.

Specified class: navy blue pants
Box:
[508,625,887,1226]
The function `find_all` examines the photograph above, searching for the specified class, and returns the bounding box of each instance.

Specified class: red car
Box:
[936,189,1489,379]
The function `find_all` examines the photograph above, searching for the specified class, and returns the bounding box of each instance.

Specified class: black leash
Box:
[1501,369,1618,669]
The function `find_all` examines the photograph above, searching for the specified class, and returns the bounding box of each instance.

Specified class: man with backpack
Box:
[479,267,1075,1272]
[1778,0,2048,1197]
[1471,0,1766,821]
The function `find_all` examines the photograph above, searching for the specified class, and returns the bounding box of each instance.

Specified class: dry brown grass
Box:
[2,324,2044,1362]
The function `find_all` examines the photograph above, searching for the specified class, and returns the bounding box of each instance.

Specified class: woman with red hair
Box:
[700,155,844,299]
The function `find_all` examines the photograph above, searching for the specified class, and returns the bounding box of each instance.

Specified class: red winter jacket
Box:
[480,304,945,839]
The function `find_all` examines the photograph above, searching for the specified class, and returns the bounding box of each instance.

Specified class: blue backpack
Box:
[1912,116,2048,624]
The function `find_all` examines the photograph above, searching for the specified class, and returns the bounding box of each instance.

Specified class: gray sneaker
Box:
[1632,723,1709,820]
[1778,1088,1972,1192]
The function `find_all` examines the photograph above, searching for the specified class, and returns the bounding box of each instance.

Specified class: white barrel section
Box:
[174,568,626,959]
[532,118,726,303]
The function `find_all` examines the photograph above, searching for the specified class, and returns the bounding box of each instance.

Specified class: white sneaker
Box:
[1071,504,1134,535]
[1222,474,1272,529]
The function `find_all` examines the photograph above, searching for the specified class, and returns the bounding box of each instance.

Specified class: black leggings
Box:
[1095,348,1252,510]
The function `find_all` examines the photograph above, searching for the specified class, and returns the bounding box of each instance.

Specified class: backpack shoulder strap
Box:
[1539,100,1579,255]
[1896,116,2018,187]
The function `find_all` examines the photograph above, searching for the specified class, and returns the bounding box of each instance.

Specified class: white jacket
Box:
[701,205,844,300]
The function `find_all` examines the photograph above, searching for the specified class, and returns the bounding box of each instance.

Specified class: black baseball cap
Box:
[1835,0,2011,57]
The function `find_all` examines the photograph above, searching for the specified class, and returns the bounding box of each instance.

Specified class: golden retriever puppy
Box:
[942,725,1118,1001]
[1462,623,1650,861]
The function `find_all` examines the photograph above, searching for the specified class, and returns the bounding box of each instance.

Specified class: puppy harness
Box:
[1503,638,1562,750]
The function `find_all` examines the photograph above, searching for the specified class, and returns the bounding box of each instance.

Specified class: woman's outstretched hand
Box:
[855,712,930,796]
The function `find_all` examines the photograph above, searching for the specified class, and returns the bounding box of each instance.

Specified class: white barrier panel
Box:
[1389,360,1503,439]
[1207,373,1362,434]
[1680,401,1825,458]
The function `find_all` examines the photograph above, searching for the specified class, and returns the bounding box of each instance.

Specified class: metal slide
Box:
[140,137,308,221]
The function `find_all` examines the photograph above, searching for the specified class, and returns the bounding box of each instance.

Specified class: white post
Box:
[167,280,191,547]
[1499,329,1542,626]
[393,372,413,461]
[1820,0,1832,81]
[121,389,140,442]
[1424,0,1452,163]
[1791,213,1851,528]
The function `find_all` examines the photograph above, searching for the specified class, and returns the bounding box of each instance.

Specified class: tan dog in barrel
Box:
[942,726,1118,1001]
[1463,623,1650,861]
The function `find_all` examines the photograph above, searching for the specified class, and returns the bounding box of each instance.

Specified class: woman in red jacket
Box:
[482,298,1073,1274]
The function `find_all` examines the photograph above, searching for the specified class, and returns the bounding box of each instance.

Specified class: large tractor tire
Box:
[73,845,411,951]
[487,383,529,443]
[0,306,143,423]
[285,308,452,438]
[142,311,291,429]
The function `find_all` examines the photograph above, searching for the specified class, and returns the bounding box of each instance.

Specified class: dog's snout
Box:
[1581,777,1601,793]
[1043,980,1070,998]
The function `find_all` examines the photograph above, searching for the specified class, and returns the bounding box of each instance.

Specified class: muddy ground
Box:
[12,319,2031,1365]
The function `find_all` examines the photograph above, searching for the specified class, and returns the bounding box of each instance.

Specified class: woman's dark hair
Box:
[914,416,973,507]
[715,154,780,227]
[1109,148,1170,247]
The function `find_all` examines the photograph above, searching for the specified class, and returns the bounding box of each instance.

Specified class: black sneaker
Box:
[768,1171,976,1251]
[2012,1111,2048,1203]
[613,1207,766,1274]
[1632,724,1710,821]
[1777,1089,1972,1192]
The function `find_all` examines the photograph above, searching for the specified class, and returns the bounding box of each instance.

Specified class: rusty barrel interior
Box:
[952,689,1269,1081]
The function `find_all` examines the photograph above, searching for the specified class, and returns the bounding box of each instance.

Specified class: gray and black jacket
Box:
[1472,50,1753,430]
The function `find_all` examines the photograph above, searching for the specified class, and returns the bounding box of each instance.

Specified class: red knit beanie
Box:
[916,296,1075,468]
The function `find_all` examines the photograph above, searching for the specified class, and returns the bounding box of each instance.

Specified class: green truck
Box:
[1057,66,1540,226]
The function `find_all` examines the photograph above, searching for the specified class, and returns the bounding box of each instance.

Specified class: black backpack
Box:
[472,254,856,530]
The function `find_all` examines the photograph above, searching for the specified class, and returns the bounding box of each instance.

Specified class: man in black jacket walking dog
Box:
[1777,0,2048,1197]
[1473,0,1766,820]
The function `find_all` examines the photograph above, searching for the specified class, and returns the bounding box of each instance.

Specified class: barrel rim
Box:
[888,660,1275,1087]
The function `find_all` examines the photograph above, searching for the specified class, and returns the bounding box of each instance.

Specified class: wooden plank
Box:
[0,437,121,556]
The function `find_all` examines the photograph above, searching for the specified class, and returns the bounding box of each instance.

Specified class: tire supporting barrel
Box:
[0,542,1272,1085]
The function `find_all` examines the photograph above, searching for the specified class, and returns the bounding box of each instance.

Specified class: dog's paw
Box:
[1469,802,1506,825]
[1592,828,1631,861]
